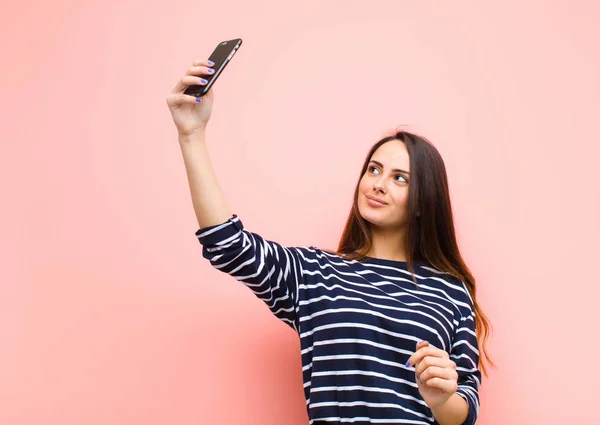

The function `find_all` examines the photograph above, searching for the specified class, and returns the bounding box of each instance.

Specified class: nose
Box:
[373,177,387,193]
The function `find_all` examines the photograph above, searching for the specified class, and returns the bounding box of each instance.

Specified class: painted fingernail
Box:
[208,60,215,66]
[200,78,208,84]
[196,97,202,102]
[207,68,214,73]
[405,360,411,367]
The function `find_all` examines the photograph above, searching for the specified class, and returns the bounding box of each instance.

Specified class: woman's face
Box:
[357,140,411,230]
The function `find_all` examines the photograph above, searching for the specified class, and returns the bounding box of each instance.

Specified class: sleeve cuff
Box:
[456,387,478,425]
[195,214,243,246]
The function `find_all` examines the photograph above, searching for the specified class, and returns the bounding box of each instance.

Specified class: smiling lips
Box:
[366,195,388,207]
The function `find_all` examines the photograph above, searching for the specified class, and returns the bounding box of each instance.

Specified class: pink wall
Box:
[2,1,599,424]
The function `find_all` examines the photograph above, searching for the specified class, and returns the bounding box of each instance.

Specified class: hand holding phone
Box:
[167,39,243,136]
[183,38,242,97]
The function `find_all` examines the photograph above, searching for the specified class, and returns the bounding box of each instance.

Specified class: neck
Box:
[367,225,407,262]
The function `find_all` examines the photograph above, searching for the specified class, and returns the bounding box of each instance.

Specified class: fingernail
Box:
[200,78,208,84]
[207,68,214,73]
[196,97,202,102]
[405,360,411,367]
[208,60,215,66]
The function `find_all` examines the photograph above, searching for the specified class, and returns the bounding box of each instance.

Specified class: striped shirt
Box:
[196,215,481,425]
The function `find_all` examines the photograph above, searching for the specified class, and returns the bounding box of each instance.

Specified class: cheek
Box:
[358,175,369,192]
[391,189,410,211]
[356,179,369,212]
[357,178,371,202]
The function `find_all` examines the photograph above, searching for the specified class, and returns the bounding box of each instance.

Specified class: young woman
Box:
[167,59,491,425]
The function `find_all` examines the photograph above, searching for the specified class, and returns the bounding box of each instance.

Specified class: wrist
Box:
[430,393,468,425]
[178,127,207,144]
[429,394,453,411]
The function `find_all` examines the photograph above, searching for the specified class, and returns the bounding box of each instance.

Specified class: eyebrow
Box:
[370,160,410,175]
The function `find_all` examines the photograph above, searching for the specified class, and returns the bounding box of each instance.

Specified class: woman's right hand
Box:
[166,59,216,137]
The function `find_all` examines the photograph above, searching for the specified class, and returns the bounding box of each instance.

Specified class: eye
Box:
[368,166,380,175]
[395,174,408,183]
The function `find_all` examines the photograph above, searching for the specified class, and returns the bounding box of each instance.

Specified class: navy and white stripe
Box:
[196,215,481,425]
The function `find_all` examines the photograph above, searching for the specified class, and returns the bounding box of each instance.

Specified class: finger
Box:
[172,66,216,93]
[166,92,203,107]
[421,377,458,394]
[192,59,215,67]
[186,65,215,77]
[419,365,458,384]
[169,76,209,97]
[406,342,428,367]
[407,345,449,367]
[409,341,429,370]
[414,356,450,377]
[416,340,429,351]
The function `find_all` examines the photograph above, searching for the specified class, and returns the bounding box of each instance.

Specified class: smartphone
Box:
[184,38,243,97]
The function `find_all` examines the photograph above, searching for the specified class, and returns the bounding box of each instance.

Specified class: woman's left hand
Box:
[406,341,458,409]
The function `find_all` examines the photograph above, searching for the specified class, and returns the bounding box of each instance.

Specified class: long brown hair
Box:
[336,130,494,374]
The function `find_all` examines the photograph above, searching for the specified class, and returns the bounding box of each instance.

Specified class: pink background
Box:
[2,1,599,424]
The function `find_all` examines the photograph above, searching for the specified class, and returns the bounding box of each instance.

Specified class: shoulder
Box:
[416,265,475,315]
[295,246,353,268]
[292,247,383,274]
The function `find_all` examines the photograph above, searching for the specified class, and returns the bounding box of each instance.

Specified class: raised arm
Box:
[166,59,309,330]
[166,59,231,229]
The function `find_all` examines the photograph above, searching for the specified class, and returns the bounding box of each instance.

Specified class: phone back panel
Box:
[184,38,242,97]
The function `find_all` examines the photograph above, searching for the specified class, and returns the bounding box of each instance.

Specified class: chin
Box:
[358,203,386,228]
[358,200,404,230]
[362,214,388,229]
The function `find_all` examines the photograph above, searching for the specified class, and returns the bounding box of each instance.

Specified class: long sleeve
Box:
[449,296,482,425]
[195,215,307,331]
